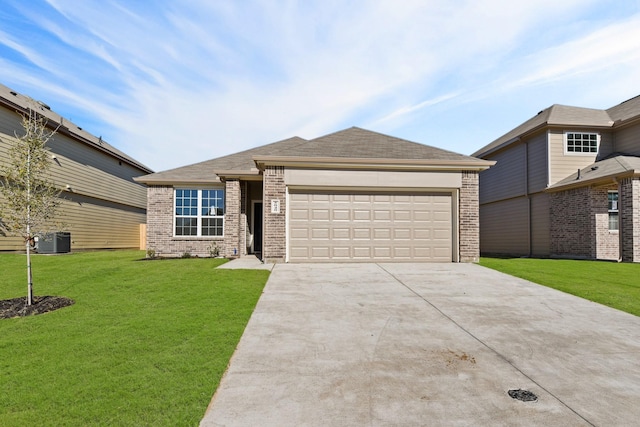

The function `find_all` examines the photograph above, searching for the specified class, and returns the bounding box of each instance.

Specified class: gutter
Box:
[253,155,495,171]
[545,170,640,193]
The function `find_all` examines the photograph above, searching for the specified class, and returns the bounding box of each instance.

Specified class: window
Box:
[565,132,599,153]
[608,191,619,231]
[174,189,225,237]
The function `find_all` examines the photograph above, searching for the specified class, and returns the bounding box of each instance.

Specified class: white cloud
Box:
[1,0,639,170]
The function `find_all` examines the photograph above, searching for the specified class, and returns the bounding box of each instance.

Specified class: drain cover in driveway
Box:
[508,389,538,402]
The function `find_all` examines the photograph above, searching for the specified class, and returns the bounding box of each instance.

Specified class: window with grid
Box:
[174,189,225,237]
[608,191,619,231]
[565,132,599,153]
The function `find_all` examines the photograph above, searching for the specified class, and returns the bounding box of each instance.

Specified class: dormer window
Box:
[565,132,599,154]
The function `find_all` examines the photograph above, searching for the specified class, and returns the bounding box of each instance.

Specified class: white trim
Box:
[452,188,460,263]
[285,187,290,263]
[563,130,600,156]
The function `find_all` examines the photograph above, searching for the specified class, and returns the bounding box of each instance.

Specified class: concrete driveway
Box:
[201,263,640,426]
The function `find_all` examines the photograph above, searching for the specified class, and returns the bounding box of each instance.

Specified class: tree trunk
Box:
[26,238,33,306]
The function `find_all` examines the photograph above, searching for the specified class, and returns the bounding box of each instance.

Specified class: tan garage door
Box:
[288,191,452,262]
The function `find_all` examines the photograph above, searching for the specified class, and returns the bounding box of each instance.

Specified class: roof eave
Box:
[214,169,262,181]
[133,176,222,186]
[546,170,640,192]
[253,156,495,171]
[0,95,154,174]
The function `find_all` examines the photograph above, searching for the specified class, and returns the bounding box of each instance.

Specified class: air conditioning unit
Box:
[37,232,71,254]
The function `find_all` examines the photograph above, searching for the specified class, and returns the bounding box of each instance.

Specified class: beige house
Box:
[473,95,640,262]
[135,127,493,262]
[0,83,153,252]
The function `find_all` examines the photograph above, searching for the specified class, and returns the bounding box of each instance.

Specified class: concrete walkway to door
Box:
[201,263,640,426]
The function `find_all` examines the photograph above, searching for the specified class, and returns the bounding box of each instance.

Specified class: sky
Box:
[1,0,640,172]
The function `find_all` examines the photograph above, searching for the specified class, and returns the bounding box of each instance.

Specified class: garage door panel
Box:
[311,246,330,258]
[373,210,391,221]
[394,210,411,221]
[332,228,350,239]
[353,247,373,258]
[413,229,431,239]
[374,228,391,239]
[332,247,351,258]
[311,209,329,220]
[332,210,350,221]
[311,228,330,239]
[289,191,452,262]
[290,228,309,239]
[291,209,309,220]
[353,228,371,239]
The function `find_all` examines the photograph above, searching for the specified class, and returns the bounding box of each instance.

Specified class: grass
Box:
[0,250,269,426]
[480,257,640,317]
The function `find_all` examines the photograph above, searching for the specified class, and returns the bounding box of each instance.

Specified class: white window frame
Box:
[564,131,600,155]
[173,188,225,238]
[608,191,619,232]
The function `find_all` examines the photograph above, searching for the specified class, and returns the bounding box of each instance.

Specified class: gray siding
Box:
[479,197,529,255]
[597,132,614,159]
[614,123,640,155]
[527,133,548,192]
[530,192,550,256]
[479,143,525,204]
[0,105,148,251]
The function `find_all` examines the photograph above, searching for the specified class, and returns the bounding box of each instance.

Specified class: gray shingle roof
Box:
[136,136,308,183]
[137,127,489,183]
[548,154,640,191]
[472,104,615,158]
[0,82,153,173]
[283,127,477,161]
[607,95,640,123]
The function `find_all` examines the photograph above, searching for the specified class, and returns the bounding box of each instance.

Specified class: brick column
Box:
[146,185,174,257]
[459,171,480,262]
[224,180,241,258]
[620,178,640,262]
[263,166,286,263]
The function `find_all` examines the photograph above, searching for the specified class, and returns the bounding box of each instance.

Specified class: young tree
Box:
[0,104,62,306]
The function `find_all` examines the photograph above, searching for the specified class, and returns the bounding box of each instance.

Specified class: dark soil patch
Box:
[0,296,75,319]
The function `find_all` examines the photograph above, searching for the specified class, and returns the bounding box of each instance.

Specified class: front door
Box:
[252,201,263,254]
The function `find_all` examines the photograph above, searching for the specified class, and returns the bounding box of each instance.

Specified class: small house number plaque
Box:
[271,199,281,214]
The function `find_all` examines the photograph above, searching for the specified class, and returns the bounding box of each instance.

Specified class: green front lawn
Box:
[0,251,269,426]
[480,257,640,316]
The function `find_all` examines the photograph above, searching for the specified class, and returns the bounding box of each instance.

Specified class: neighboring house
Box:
[473,95,640,262]
[0,83,153,251]
[135,127,493,263]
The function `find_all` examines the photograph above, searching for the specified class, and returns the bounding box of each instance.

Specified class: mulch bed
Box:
[0,296,75,319]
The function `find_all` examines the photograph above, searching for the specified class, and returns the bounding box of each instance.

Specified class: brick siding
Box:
[223,180,241,258]
[550,184,619,260]
[550,187,593,258]
[620,178,640,262]
[146,186,224,257]
[592,185,619,260]
[263,166,286,262]
[459,171,480,262]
